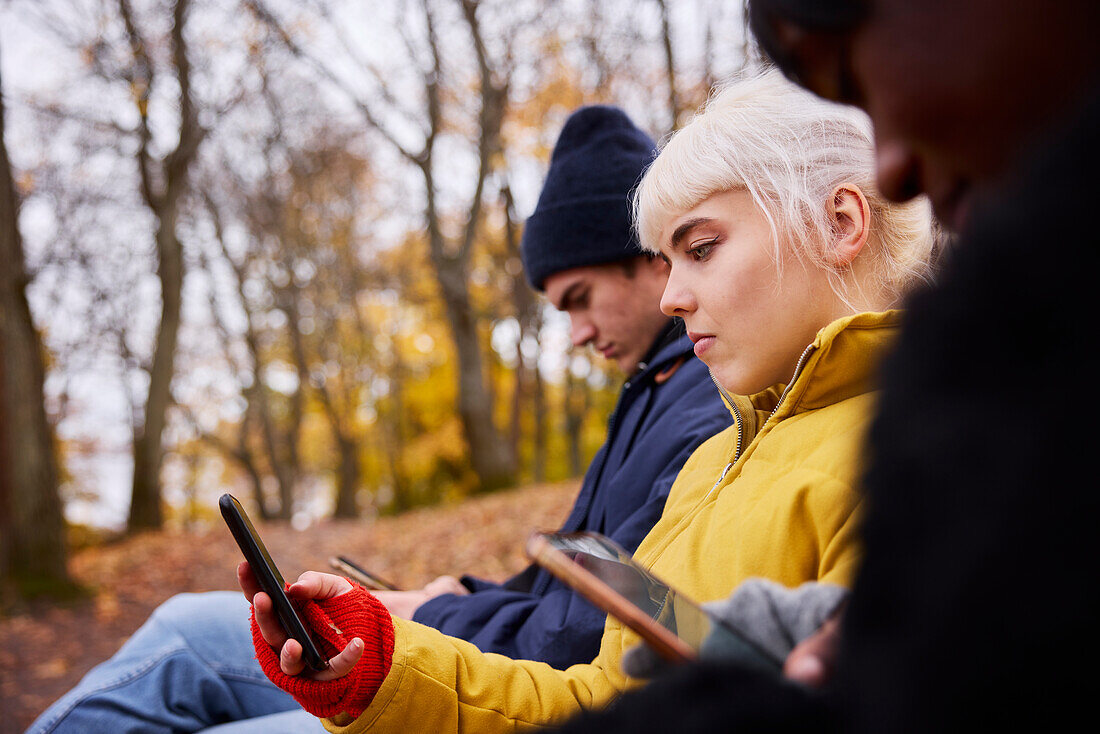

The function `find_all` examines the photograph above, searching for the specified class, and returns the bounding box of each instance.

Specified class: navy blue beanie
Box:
[520,105,657,291]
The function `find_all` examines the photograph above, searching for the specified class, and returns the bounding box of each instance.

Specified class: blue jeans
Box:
[27,591,325,733]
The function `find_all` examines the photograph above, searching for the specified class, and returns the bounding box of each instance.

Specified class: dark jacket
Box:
[413,324,733,668]
[833,87,1100,733]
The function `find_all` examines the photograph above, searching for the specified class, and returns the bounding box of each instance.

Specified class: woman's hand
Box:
[237,562,365,680]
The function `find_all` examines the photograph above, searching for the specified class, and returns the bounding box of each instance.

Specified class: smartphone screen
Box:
[527,531,782,673]
[219,493,328,672]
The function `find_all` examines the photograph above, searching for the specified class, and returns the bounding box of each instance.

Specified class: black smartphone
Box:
[219,493,329,672]
[328,555,400,591]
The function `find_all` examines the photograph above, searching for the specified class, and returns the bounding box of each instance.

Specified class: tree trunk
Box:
[0,70,71,591]
[281,290,309,515]
[502,183,543,480]
[382,349,411,513]
[252,381,296,520]
[532,352,547,483]
[565,347,590,477]
[239,445,271,520]
[124,0,202,532]
[433,259,516,491]
[656,0,681,132]
[0,355,9,590]
[314,372,361,519]
[128,214,183,530]
[332,434,360,518]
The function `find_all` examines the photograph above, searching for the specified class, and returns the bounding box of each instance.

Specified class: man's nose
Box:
[875,139,924,203]
[571,319,596,347]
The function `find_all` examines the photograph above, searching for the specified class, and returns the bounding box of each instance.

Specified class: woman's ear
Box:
[827,184,870,268]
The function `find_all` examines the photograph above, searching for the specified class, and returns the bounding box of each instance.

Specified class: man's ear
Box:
[827,184,871,268]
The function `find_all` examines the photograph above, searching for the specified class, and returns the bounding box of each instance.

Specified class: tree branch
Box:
[243,0,424,164]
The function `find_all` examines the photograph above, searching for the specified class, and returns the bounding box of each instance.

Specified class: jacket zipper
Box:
[705,374,741,500]
[704,342,817,500]
[768,343,816,423]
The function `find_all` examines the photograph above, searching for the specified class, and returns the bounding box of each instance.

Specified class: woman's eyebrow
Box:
[669,217,714,250]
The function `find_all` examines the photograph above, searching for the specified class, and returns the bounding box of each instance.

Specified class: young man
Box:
[563,1,1100,731]
[396,104,731,669]
[29,106,732,733]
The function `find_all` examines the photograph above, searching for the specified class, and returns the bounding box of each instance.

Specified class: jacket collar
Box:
[753,310,901,419]
[715,311,901,429]
[633,319,695,380]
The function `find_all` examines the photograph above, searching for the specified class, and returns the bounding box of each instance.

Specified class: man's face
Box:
[543,258,671,373]
[764,0,1097,230]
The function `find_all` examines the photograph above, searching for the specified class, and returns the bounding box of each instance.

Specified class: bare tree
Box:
[655,0,682,131]
[246,0,518,491]
[501,182,546,482]
[202,183,303,520]
[184,201,274,519]
[112,0,205,530]
[0,56,72,593]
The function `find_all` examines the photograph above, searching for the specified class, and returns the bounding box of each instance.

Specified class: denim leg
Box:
[27,591,301,734]
[202,708,325,733]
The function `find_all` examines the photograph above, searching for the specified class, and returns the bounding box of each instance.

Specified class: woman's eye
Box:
[689,241,716,261]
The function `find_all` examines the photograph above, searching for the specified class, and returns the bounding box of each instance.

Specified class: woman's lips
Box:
[687,332,716,358]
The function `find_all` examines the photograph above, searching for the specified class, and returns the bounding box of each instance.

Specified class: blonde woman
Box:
[240,69,935,733]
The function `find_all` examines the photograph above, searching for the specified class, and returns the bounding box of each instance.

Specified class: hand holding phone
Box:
[238,564,369,685]
[221,493,330,672]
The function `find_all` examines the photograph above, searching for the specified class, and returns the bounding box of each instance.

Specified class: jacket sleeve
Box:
[412,580,608,669]
[323,615,635,734]
[408,447,682,668]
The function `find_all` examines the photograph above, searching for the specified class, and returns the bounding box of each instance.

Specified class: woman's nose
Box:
[660,271,695,317]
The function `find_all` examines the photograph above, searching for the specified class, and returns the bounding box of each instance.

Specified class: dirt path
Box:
[0,480,579,733]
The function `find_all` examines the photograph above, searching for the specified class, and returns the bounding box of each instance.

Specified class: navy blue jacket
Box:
[413,324,733,668]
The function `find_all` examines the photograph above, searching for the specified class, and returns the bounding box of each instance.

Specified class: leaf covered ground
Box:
[0,480,579,733]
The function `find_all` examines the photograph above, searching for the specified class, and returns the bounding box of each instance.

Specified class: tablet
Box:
[526,530,781,672]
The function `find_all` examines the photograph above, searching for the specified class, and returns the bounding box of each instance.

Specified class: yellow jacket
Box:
[327,311,896,733]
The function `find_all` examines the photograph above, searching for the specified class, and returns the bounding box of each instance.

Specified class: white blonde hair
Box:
[634,69,935,308]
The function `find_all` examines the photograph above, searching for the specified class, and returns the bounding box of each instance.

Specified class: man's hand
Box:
[423,574,469,598]
[372,575,470,619]
[782,607,844,688]
[621,580,847,683]
[237,562,364,680]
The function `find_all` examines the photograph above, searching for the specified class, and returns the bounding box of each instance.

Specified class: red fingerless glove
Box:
[250,582,395,719]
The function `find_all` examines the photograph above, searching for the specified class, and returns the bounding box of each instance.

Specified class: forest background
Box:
[0,0,756,727]
[0,0,756,597]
